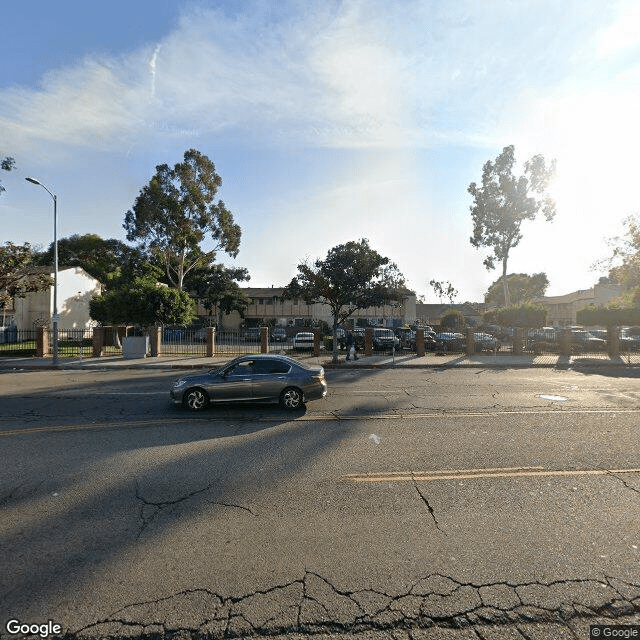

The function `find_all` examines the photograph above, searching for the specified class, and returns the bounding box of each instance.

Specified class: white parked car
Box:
[293,332,315,350]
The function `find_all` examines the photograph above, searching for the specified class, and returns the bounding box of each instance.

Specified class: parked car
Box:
[271,327,288,342]
[372,328,400,350]
[293,332,315,350]
[170,354,327,411]
[620,328,640,351]
[473,332,498,352]
[434,332,466,352]
[570,330,606,351]
[397,329,416,350]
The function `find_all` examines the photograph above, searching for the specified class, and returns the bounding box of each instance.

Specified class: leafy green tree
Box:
[183,264,251,327]
[0,242,52,316]
[35,234,159,288]
[0,154,15,195]
[282,239,407,363]
[123,149,241,291]
[90,277,196,327]
[469,145,556,306]
[484,272,549,307]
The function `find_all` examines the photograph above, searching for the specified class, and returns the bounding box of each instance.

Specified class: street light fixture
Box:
[25,177,59,365]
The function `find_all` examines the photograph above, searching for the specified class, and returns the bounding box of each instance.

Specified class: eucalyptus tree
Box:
[469,145,556,306]
[124,149,241,291]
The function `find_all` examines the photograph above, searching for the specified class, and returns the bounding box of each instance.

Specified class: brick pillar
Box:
[466,328,475,355]
[560,328,572,357]
[365,328,373,356]
[37,327,50,357]
[513,328,524,355]
[150,326,162,357]
[92,327,105,357]
[206,327,215,357]
[261,326,269,353]
[416,329,425,356]
[313,329,321,357]
[608,326,619,359]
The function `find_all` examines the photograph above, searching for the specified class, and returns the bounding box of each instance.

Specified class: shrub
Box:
[493,303,546,328]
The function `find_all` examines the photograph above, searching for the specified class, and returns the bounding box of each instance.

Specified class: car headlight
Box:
[173,378,187,387]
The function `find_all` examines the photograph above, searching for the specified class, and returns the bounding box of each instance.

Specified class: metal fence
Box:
[160,329,321,357]
[0,329,37,356]
[4,325,640,364]
[57,329,94,358]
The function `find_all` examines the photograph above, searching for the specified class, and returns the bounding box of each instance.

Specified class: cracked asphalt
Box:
[0,366,639,639]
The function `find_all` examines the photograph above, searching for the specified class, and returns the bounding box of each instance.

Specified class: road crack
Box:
[75,571,640,639]
[135,482,214,538]
[411,474,445,534]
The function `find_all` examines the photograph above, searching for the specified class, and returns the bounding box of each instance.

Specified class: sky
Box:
[2,0,640,302]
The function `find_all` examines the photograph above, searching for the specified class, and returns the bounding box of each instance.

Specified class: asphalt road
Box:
[0,366,639,639]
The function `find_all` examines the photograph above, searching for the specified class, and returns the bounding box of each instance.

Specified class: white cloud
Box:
[3,0,612,157]
[596,0,640,56]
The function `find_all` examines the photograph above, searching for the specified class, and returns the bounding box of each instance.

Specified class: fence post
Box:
[92,327,105,357]
[416,329,425,356]
[608,326,620,359]
[513,328,524,355]
[364,328,373,356]
[560,328,571,357]
[206,327,216,357]
[313,329,321,357]
[466,328,475,355]
[150,326,161,357]
[36,327,50,357]
[261,326,269,354]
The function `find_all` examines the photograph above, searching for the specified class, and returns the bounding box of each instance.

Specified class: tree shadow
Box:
[0,366,403,623]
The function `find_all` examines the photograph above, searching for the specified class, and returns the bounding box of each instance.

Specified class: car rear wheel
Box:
[184,388,209,411]
[280,387,304,410]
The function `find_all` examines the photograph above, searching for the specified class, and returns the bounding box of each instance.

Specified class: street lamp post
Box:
[25,177,59,365]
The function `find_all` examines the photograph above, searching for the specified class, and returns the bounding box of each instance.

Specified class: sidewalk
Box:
[0,351,634,370]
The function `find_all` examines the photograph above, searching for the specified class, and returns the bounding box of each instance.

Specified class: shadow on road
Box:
[0,365,408,623]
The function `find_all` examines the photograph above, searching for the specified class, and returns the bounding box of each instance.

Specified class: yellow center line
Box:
[344,467,640,482]
[0,419,201,437]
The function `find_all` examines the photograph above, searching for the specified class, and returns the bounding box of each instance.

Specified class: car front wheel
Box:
[184,388,209,411]
[280,387,304,410]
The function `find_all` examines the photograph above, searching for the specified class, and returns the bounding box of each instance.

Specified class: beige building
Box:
[196,287,416,330]
[536,283,625,326]
[6,267,103,330]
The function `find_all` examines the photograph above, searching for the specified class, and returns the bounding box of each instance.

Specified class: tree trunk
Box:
[332,317,339,364]
[502,257,510,307]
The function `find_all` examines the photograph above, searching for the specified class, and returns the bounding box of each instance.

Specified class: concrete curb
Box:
[1,356,639,371]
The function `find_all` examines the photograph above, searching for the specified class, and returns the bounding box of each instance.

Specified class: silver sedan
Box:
[170,354,327,411]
